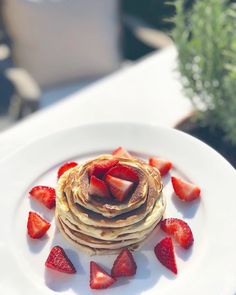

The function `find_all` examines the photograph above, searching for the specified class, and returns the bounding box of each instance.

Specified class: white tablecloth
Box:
[0,46,192,160]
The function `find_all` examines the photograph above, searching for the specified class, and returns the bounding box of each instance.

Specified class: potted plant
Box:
[172,0,236,167]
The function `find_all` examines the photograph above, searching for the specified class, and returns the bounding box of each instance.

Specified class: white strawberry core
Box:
[106,175,134,200]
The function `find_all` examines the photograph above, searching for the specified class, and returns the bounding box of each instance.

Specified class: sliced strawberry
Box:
[90,261,116,289]
[105,175,134,202]
[111,248,137,277]
[29,186,56,209]
[89,159,119,177]
[57,162,78,179]
[89,175,111,199]
[27,211,51,239]
[171,176,201,202]
[45,246,76,274]
[106,164,139,183]
[161,218,194,249]
[149,157,172,176]
[112,147,132,158]
[154,237,177,274]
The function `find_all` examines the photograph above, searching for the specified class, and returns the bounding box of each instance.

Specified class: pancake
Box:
[56,215,149,256]
[56,154,165,255]
[58,163,163,228]
[58,216,148,249]
[57,193,165,240]
[64,155,154,218]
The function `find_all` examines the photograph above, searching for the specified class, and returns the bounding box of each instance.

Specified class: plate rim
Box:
[0,121,236,295]
[0,121,235,173]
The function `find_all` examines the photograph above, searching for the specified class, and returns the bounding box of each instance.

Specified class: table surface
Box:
[0,46,192,160]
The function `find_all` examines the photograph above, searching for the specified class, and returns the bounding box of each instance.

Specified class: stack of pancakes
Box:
[56,155,166,255]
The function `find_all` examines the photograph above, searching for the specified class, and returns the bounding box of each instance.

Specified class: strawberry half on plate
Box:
[45,246,76,274]
[171,176,201,202]
[161,218,194,249]
[154,237,177,274]
[27,211,51,239]
[57,162,78,179]
[111,248,137,277]
[112,147,132,158]
[149,157,172,176]
[90,261,116,289]
[29,185,56,209]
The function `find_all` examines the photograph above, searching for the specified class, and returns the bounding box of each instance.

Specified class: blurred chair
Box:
[0,0,172,120]
[1,0,121,118]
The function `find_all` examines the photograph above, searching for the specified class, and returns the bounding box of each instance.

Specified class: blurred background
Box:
[0,0,235,166]
[0,0,174,130]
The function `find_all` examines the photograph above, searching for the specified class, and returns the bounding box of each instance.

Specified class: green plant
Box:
[172,0,236,144]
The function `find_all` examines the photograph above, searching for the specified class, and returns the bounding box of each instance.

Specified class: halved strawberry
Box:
[89,175,111,199]
[89,159,119,177]
[111,248,137,277]
[29,186,56,209]
[171,176,201,202]
[27,211,51,239]
[57,162,78,179]
[149,157,172,176]
[45,246,76,274]
[106,164,139,183]
[105,175,134,202]
[90,261,116,289]
[112,147,132,158]
[161,218,194,249]
[154,237,177,274]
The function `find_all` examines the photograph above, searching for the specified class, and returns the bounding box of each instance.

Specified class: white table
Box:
[0,46,192,160]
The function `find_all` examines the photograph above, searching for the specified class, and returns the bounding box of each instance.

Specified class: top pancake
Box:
[61,155,162,218]
[57,155,163,227]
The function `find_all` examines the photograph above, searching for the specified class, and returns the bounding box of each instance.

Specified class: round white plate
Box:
[0,123,236,295]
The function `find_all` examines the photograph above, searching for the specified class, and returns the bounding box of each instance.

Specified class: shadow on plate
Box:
[175,244,193,261]
[29,198,55,222]
[44,227,85,293]
[26,232,50,253]
[162,174,171,187]
[42,223,178,295]
[171,193,200,218]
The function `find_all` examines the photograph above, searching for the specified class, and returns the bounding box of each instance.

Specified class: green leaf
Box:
[173,0,236,144]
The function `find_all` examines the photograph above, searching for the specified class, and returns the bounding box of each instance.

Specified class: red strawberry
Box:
[57,162,78,179]
[45,246,76,274]
[149,157,172,176]
[29,186,56,209]
[161,218,194,249]
[112,147,132,158]
[154,237,177,274]
[89,175,111,199]
[90,261,116,289]
[111,248,137,277]
[171,176,201,202]
[106,164,139,183]
[27,211,51,239]
[105,175,134,202]
[89,159,119,177]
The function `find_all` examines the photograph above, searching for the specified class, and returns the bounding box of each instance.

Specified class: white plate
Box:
[0,122,236,295]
